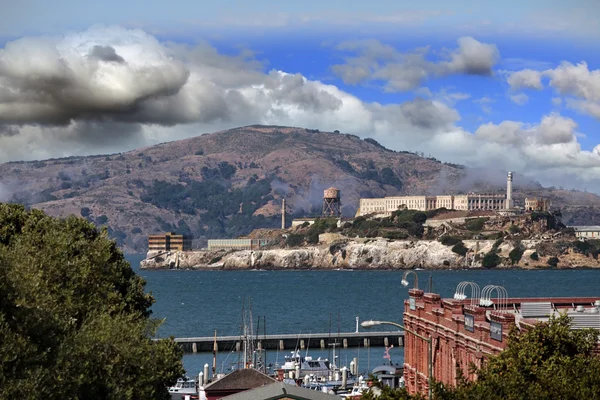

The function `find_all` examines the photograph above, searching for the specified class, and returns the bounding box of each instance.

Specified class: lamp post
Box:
[361,320,433,400]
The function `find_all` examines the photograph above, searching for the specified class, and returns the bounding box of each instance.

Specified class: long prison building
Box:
[358,194,506,216]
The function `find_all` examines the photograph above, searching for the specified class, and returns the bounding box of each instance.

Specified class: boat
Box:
[168,376,198,396]
[338,381,370,399]
[279,350,332,379]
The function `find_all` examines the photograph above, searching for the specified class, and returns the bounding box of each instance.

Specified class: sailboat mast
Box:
[212,330,217,376]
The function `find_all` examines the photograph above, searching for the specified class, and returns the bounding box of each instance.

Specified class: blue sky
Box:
[0,0,599,192]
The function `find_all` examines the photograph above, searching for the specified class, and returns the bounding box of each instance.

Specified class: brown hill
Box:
[0,125,598,253]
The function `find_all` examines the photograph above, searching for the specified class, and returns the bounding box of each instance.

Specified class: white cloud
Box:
[2,26,600,193]
[567,99,600,119]
[507,69,543,91]
[508,61,600,120]
[544,61,600,102]
[510,93,529,105]
[440,36,499,76]
[330,37,499,92]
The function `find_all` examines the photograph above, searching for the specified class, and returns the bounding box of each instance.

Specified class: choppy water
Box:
[127,254,600,375]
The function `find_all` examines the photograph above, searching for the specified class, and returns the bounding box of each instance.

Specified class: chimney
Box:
[281,199,286,229]
[506,171,513,210]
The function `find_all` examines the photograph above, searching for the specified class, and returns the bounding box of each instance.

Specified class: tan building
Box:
[358,194,506,216]
[525,197,550,212]
[207,239,269,251]
[148,232,192,251]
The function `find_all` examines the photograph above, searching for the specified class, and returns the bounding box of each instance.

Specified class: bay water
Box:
[127,254,600,376]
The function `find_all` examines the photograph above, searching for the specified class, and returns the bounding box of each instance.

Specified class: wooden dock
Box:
[172,331,405,353]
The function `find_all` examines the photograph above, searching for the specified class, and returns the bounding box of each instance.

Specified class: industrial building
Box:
[571,226,600,239]
[401,281,600,396]
[207,239,270,251]
[148,232,192,251]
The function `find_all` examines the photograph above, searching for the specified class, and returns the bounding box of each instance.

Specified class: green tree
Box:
[0,204,183,399]
[482,252,501,268]
[433,314,600,400]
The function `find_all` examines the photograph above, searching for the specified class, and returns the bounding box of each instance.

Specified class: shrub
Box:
[285,234,304,247]
[509,247,524,264]
[508,224,520,234]
[440,236,461,246]
[530,252,539,260]
[80,207,91,217]
[482,252,501,268]
[383,231,409,240]
[452,242,468,256]
[547,256,559,268]
[464,217,488,231]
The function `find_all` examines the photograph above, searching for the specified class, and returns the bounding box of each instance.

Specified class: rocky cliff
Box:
[140,239,600,270]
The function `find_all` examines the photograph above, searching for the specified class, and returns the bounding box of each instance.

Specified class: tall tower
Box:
[322,187,341,217]
[506,172,513,210]
[281,199,286,229]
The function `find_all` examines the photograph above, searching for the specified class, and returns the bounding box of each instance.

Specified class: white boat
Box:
[280,350,332,379]
[168,376,197,396]
[338,381,370,399]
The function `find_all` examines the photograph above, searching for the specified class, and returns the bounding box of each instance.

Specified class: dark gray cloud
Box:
[89,45,125,63]
[0,124,19,136]
[399,98,459,130]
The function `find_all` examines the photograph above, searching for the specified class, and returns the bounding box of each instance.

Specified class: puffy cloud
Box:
[475,120,524,146]
[2,26,600,193]
[509,93,529,105]
[507,69,543,90]
[567,99,600,119]
[330,37,499,92]
[544,61,600,102]
[507,62,600,120]
[398,98,459,130]
[0,26,190,125]
[440,36,499,76]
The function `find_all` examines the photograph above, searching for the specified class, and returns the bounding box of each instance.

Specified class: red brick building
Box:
[402,287,600,396]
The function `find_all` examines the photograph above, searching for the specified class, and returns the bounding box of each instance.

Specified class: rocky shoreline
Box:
[139,239,600,270]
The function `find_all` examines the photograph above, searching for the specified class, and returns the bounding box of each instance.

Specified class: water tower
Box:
[322,187,341,217]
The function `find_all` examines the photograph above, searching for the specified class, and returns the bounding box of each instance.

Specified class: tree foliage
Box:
[0,204,183,399]
[433,314,600,400]
[361,316,600,400]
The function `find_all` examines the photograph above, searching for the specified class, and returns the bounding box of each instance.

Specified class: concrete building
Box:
[148,232,192,251]
[207,239,270,251]
[402,285,600,396]
[357,171,515,216]
[572,226,600,239]
[524,197,550,212]
[357,193,506,216]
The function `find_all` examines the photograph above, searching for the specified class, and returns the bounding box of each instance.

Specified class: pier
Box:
[172,331,404,353]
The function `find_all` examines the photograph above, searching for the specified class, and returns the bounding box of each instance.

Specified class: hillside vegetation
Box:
[0,125,599,253]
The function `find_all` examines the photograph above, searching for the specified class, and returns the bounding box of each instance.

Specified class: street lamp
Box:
[401,270,419,289]
[361,320,433,400]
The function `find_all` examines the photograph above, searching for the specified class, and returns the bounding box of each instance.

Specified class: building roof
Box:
[204,368,276,392]
[219,382,341,400]
[570,226,600,232]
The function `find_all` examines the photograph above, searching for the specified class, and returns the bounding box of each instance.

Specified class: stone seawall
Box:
[140,239,600,270]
